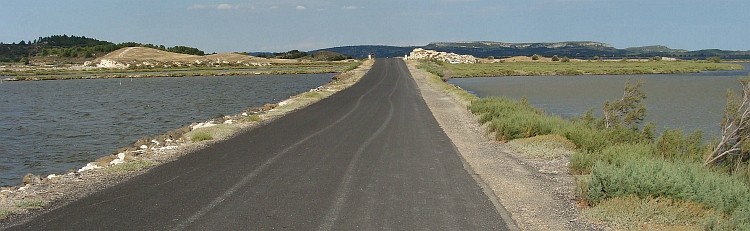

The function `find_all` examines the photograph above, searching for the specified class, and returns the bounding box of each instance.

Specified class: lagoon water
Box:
[0,74,333,186]
[449,63,750,139]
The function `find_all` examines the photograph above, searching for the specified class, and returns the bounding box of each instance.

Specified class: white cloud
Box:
[342,6,359,10]
[270,6,279,9]
[261,38,328,51]
[188,3,238,10]
[217,4,236,10]
[188,4,209,10]
[296,5,306,10]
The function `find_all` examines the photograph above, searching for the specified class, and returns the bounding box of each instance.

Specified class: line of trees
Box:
[1,35,205,62]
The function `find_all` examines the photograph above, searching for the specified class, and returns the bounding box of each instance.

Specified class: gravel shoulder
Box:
[406,61,606,230]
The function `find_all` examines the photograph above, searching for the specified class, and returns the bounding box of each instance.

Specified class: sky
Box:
[1,0,749,53]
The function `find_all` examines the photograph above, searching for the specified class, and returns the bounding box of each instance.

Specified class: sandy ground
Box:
[406,61,606,230]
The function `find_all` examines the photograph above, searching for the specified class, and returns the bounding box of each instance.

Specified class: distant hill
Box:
[87,47,299,68]
[310,45,417,59]
[0,35,205,63]
[312,41,750,60]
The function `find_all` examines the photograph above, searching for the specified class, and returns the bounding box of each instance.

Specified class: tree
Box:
[561,56,570,62]
[603,78,647,129]
[593,56,600,61]
[19,57,29,65]
[707,56,722,63]
[706,75,750,171]
[531,54,540,60]
[651,56,662,61]
[551,55,559,62]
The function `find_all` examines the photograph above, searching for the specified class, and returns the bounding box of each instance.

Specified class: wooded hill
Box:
[0,35,205,63]
[314,41,750,60]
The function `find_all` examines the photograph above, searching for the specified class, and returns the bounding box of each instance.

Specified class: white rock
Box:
[140,144,149,149]
[46,174,58,179]
[109,152,126,166]
[242,112,248,116]
[224,120,234,124]
[96,59,128,69]
[192,122,216,129]
[151,139,160,146]
[408,48,478,64]
[78,162,102,172]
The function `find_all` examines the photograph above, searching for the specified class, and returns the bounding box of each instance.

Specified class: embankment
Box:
[0,60,373,223]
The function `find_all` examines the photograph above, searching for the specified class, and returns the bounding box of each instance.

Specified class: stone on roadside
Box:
[22,173,43,185]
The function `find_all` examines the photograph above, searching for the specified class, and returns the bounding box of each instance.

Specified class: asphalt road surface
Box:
[6,58,512,230]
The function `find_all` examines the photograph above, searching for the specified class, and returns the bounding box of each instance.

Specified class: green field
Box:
[445,61,744,77]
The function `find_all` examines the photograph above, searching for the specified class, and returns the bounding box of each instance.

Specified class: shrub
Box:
[16,200,46,209]
[0,210,16,219]
[655,128,707,163]
[243,115,262,122]
[582,195,719,229]
[531,54,540,60]
[551,55,559,62]
[586,159,749,217]
[707,56,722,63]
[190,132,213,142]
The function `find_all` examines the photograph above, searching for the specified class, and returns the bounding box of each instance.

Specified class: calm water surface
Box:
[449,63,750,139]
[0,74,333,186]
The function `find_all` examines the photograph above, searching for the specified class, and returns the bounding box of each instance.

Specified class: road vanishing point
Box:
[6,59,514,230]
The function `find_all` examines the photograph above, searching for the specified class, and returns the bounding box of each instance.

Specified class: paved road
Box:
[6,59,511,230]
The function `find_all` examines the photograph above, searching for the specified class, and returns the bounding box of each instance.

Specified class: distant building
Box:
[368,53,375,60]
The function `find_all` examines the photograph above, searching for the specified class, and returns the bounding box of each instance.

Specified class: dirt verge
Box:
[406,61,606,230]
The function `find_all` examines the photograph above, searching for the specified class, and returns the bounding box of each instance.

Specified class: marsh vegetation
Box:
[440,60,743,77]
[418,60,750,230]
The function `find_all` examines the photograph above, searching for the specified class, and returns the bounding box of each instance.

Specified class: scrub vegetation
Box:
[104,160,158,173]
[440,60,743,77]
[417,60,750,230]
[189,132,213,142]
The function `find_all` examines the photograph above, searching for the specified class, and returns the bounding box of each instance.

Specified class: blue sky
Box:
[2,0,748,53]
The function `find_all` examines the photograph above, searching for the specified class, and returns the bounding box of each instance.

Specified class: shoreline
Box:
[1,69,342,81]
[0,60,373,225]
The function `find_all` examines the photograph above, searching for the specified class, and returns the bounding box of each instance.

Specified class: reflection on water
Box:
[449,63,750,139]
[0,74,333,186]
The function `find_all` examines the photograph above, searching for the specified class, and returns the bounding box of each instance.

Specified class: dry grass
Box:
[507,134,577,159]
[15,200,46,210]
[582,195,717,230]
[99,47,296,64]
[0,210,16,219]
[103,160,158,173]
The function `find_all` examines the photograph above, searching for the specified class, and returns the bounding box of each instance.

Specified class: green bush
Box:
[586,159,749,221]
[243,115,262,122]
[190,132,213,142]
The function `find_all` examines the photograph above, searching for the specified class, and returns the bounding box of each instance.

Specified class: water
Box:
[449,63,750,139]
[0,74,333,186]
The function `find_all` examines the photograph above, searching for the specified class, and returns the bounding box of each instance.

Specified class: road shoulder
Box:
[406,61,605,230]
